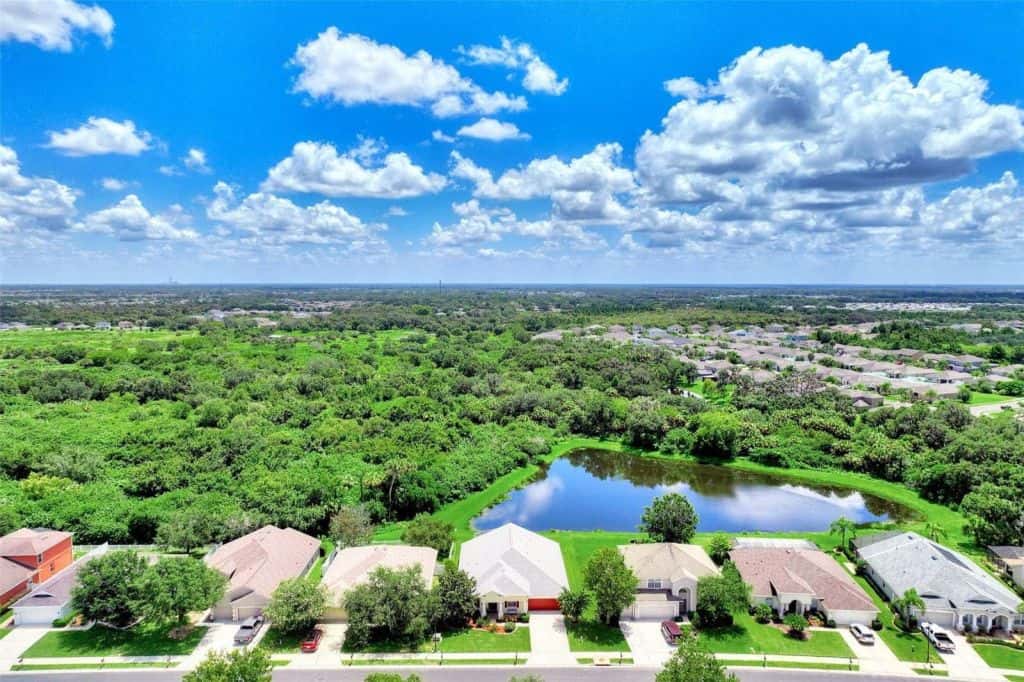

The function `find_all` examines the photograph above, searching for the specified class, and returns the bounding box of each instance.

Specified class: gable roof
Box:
[731,545,875,612]
[0,528,72,558]
[989,546,1024,566]
[12,544,107,610]
[857,532,1022,613]
[322,544,436,598]
[205,525,319,603]
[618,543,718,584]
[459,523,568,597]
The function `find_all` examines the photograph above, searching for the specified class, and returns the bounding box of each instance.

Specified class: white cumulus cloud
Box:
[183,148,211,173]
[77,195,198,241]
[0,0,113,51]
[46,117,152,157]
[459,37,568,95]
[289,27,527,118]
[0,144,79,234]
[456,118,530,142]
[262,140,447,198]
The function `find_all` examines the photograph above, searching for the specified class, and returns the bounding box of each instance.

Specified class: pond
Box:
[472,448,915,533]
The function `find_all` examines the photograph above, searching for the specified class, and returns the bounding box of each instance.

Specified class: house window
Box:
[503,601,519,609]
[647,579,663,590]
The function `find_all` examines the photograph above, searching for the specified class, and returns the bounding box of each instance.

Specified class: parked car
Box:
[234,616,265,645]
[300,627,323,653]
[850,623,875,645]
[661,619,682,644]
[921,622,956,653]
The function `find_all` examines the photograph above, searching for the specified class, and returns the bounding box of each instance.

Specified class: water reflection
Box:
[473,449,914,533]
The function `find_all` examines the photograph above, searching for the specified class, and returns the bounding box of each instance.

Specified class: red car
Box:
[300,628,323,653]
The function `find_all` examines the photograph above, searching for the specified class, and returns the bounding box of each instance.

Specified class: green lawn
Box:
[259,628,306,653]
[20,624,207,658]
[968,392,1016,406]
[306,537,335,585]
[699,612,854,658]
[565,620,630,652]
[436,626,531,653]
[974,644,1024,671]
[0,627,10,640]
[577,656,634,664]
[720,659,858,671]
[1003,675,1024,682]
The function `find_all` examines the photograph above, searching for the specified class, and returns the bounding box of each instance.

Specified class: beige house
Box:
[205,525,320,621]
[731,538,876,625]
[617,543,718,620]
[459,523,568,618]
[321,544,437,621]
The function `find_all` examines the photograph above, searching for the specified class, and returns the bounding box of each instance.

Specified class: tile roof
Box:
[731,545,875,612]
[205,525,319,603]
[618,543,718,584]
[322,545,436,598]
[459,523,568,597]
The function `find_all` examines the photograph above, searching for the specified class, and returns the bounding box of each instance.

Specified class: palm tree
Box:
[829,516,856,552]
[893,588,926,630]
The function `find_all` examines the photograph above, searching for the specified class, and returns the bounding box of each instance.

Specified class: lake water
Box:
[473,449,915,533]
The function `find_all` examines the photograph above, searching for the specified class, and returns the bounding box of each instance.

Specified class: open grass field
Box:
[968,391,1016,405]
[565,620,631,652]
[435,626,531,653]
[698,612,855,658]
[974,644,1024,671]
[20,624,206,658]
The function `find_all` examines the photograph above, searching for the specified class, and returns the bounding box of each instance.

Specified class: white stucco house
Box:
[459,523,568,618]
[617,542,718,620]
[856,531,1024,633]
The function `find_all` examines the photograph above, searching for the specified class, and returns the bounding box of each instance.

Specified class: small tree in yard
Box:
[829,516,856,552]
[693,563,750,628]
[184,647,272,682]
[264,577,328,633]
[640,493,698,543]
[344,566,430,649]
[401,515,455,558]
[329,504,376,549]
[783,613,808,638]
[584,547,637,625]
[72,550,147,628]
[137,557,226,628]
[558,587,590,624]
[707,533,732,565]
[428,567,478,631]
[656,631,737,682]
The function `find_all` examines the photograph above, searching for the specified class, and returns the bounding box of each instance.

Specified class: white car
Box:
[849,623,875,645]
[920,622,956,653]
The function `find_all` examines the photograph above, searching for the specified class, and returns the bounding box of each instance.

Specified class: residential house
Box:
[205,525,320,621]
[321,544,436,621]
[731,539,876,625]
[988,546,1024,590]
[459,523,569,618]
[617,543,718,620]
[12,544,108,625]
[855,531,1024,633]
[0,528,74,607]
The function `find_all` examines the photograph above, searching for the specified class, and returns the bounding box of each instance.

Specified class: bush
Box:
[752,604,773,624]
[504,621,517,633]
[518,613,529,623]
[826,618,836,628]
[783,613,808,638]
[871,617,883,631]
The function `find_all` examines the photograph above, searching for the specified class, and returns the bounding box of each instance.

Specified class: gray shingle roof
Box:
[857,532,1021,613]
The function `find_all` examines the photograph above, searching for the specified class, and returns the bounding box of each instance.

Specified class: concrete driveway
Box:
[942,633,1002,680]
[837,627,904,674]
[527,613,574,666]
[292,623,347,667]
[619,619,674,666]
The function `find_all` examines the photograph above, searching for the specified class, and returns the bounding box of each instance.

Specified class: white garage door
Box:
[624,600,678,621]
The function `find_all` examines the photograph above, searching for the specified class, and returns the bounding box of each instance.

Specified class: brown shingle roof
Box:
[205,526,319,603]
[730,546,874,612]
[0,528,72,557]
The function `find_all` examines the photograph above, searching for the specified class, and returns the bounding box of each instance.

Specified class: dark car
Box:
[234,615,265,645]
[300,627,323,653]
[661,619,682,644]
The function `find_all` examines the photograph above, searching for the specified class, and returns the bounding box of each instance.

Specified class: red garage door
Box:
[528,598,560,611]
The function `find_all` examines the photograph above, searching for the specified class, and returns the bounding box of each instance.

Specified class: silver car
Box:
[234,615,265,645]
[850,623,875,644]
[921,622,955,653]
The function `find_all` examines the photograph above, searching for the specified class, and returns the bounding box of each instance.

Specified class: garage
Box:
[622,596,679,621]
[528,597,560,611]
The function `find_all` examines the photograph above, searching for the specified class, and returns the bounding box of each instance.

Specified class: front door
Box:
[486,602,498,615]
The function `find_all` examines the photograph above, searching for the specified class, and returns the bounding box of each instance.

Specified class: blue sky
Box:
[2,1,1022,284]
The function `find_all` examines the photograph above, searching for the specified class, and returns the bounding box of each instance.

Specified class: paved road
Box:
[0,667,992,682]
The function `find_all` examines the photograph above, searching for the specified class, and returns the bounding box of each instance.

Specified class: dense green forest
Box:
[1,288,1022,549]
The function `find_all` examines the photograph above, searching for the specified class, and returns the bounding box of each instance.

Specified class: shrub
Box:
[783,613,808,638]
[826,618,836,628]
[871,617,883,631]
[752,604,773,624]
[518,613,529,623]
[504,621,517,633]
